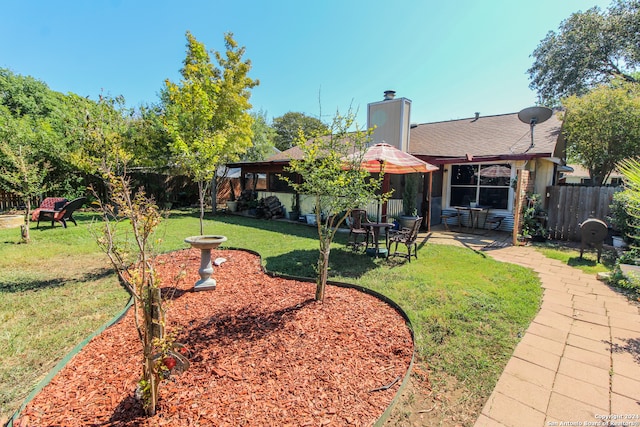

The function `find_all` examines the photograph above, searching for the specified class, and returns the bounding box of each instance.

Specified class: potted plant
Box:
[398,173,420,229]
[521,193,548,242]
[289,194,300,221]
[226,199,238,212]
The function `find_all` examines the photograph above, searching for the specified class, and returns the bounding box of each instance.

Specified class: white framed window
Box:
[448,163,513,210]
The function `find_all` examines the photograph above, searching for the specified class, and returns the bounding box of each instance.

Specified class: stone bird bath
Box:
[184,235,227,291]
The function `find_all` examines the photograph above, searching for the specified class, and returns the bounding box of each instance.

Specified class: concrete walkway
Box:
[424,229,640,427]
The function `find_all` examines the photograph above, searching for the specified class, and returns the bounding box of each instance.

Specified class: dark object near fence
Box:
[579,218,608,263]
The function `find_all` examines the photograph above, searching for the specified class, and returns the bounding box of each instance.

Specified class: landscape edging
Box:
[6,296,134,427]
[233,246,416,426]
[7,246,415,427]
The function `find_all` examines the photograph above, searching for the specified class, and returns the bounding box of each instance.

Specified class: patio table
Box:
[452,206,490,232]
[365,222,395,257]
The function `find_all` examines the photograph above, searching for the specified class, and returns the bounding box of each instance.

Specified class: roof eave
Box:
[418,152,553,165]
[227,160,291,173]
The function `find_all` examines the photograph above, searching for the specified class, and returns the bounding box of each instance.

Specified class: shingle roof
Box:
[267,146,304,161]
[408,112,562,159]
[267,111,563,163]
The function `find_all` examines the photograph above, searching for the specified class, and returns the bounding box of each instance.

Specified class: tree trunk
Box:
[143,348,159,416]
[150,287,165,341]
[211,176,218,214]
[21,199,31,243]
[198,180,205,235]
[142,287,164,415]
[316,241,330,301]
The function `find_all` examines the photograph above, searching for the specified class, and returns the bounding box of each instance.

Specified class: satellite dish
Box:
[518,106,553,151]
[518,106,553,125]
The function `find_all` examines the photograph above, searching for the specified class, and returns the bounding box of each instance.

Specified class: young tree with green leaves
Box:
[561,79,640,185]
[0,107,53,242]
[164,31,258,234]
[283,110,385,301]
[528,0,639,105]
[92,170,189,416]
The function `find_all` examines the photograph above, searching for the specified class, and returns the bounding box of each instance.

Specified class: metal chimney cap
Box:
[383,90,396,100]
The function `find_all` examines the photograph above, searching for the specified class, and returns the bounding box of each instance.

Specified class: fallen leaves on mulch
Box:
[15,249,413,426]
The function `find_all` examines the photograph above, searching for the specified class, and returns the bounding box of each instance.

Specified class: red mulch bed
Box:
[15,249,413,426]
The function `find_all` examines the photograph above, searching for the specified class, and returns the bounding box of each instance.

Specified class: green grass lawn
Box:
[532,241,616,276]
[0,210,542,424]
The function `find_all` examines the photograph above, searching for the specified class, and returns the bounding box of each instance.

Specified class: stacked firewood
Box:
[236,190,257,211]
[257,196,284,219]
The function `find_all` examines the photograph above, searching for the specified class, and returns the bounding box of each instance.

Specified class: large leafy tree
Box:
[561,79,640,185]
[0,69,83,195]
[123,103,174,170]
[0,68,56,117]
[272,111,328,152]
[283,110,385,301]
[0,69,155,203]
[244,110,276,161]
[38,92,89,196]
[164,31,257,233]
[528,0,639,105]
[70,93,133,178]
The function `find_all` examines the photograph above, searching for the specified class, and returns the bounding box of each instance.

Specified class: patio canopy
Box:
[348,143,438,228]
[356,143,438,174]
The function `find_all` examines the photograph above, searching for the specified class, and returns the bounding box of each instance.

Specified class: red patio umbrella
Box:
[357,143,438,174]
[348,143,438,226]
[479,164,511,178]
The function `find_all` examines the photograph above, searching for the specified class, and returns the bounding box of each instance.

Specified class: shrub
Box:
[608,190,640,245]
[609,248,640,297]
[402,173,420,216]
[521,193,548,239]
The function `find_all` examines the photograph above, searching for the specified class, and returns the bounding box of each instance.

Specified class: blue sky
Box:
[1,0,612,126]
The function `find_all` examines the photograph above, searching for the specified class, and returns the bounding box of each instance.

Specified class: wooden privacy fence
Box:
[546,185,620,241]
[0,190,36,212]
[0,190,19,211]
